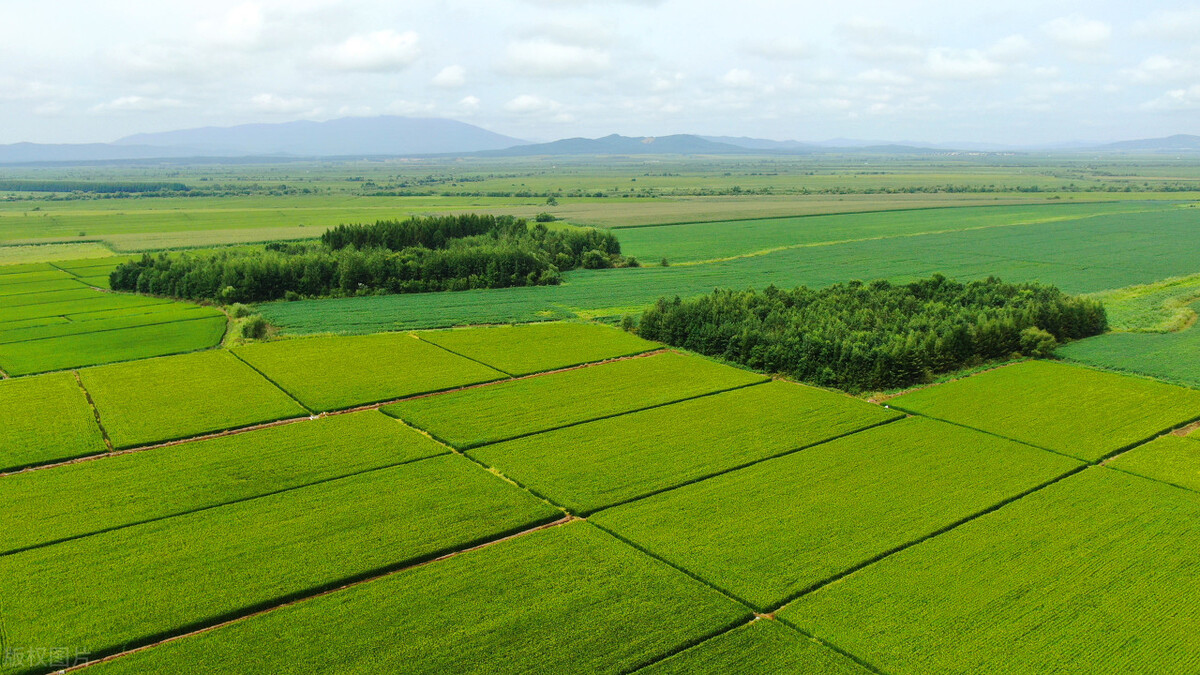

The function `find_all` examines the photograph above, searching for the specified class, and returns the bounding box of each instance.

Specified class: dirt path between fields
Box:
[61,515,578,673]
[0,349,668,478]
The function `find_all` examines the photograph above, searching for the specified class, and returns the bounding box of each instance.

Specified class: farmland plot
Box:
[384,351,766,449]
[0,287,100,307]
[0,454,560,673]
[592,417,1082,610]
[636,619,870,675]
[0,306,221,344]
[86,522,751,675]
[1057,312,1200,389]
[78,350,307,448]
[0,411,446,555]
[0,315,228,376]
[232,333,505,412]
[889,360,1200,461]
[0,279,84,296]
[0,293,169,323]
[470,380,901,514]
[1106,435,1200,493]
[418,321,658,375]
[0,372,107,472]
[780,468,1200,674]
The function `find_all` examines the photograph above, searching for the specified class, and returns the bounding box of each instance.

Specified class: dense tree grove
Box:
[110,215,633,302]
[636,275,1107,392]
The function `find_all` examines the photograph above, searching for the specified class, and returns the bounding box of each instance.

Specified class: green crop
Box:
[1057,314,1200,389]
[0,454,560,673]
[0,372,106,472]
[1106,435,1200,493]
[418,321,658,375]
[638,619,870,675]
[384,351,766,449]
[889,360,1200,461]
[470,380,901,514]
[86,522,750,675]
[593,417,1081,610]
[232,333,506,412]
[0,411,446,555]
[780,468,1200,674]
[79,350,307,448]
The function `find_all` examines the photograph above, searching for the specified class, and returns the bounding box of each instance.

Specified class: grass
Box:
[417,321,658,375]
[78,350,307,449]
[0,242,115,265]
[470,380,901,514]
[0,454,561,672]
[1106,435,1200,493]
[1057,308,1200,389]
[231,333,506,412]
[384,352,766,449]
[593,417,1082,610]
[888,360,1200,461]
[0,410,447,555]
[1087,273,1200,332]
[0,371,107,472]
[86,522,752,675]
[0,305,221,344]
[779,468,1200,674]
[617,201,1159,263]
[0,315,227,376]
[0,293,170,323]
[259,205,1200,334]
[637,619,871,675]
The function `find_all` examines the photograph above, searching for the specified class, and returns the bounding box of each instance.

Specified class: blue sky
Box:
[2,0,1198,144]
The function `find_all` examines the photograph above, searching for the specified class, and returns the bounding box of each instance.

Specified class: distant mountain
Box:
[0,116,528,164]
[700,135,817,151]
[114,116,527,157]
[1094,134,1200,152]
[482,134,750,156]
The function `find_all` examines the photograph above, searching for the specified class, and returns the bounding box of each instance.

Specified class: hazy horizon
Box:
[4,0,1199,146]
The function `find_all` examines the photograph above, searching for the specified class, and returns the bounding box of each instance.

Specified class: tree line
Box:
[110,215,634,303]
[635,275,1107,392]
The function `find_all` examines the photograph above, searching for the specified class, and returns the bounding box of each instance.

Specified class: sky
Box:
[2,0,1199,146]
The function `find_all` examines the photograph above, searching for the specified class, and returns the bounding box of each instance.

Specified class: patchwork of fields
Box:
[0,257,225,375]
[4,320,1200,674]
[259,201,1200,332]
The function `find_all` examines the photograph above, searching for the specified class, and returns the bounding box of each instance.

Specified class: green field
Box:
[1106,435,1200,493]
[889,360,1200,461]
[384,351,766,449]
[1057,307,1200,388]
[0,306,221,344]
[470,380,901,514]
[780,468,1200,674]
[417,321,658,375]
[87,522,751,675]
[593,417,1082,610]
[0,315,227,375]
[78,350,307,449]
[260,205,1200,333]
[0,454,560,672]
[0,371,107,472]
[0,411,446,555]
[637,619,870,675]
[231,333,506,411]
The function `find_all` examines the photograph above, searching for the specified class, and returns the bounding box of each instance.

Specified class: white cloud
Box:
[650,71,684,92]
[839,18,925,62]
[503,39,609,77]
[720,68,757,89]
[197,2,265,49]
[432,65,466,88]
[1120,55,1195,84]
[316,30,420,72]
[457,95,481,114]
[387,99,437,115]
[90,96,185,113]
[249,93,314,114]
[924,48,1005,80]
[519,19,615,48]
[1134,8,1200,41]
[503,94,574,122]
[989,35,1034,63]
[854,69,913,86]
[1142,85,1200,111]
[1042,15,1111,52]
[743,37,812,60]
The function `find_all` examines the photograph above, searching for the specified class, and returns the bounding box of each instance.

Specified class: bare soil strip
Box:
[63,515,578,673]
